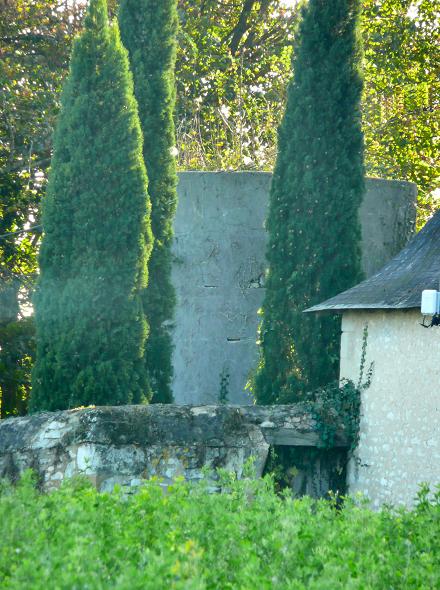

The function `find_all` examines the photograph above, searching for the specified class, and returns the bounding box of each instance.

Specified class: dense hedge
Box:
[1,471,439,589]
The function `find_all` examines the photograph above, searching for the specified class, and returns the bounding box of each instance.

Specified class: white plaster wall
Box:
[341,310,440,507]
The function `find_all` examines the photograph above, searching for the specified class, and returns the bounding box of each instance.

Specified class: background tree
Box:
[0,0,438,415]
[175,0,439,197]
[254,0,365,404]
[0,0,85,417]
[175,0,298,170]
[119,0,178,403]
[362,0,439,226]
[30,0,153,411]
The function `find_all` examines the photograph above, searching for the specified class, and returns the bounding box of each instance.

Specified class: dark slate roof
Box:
[306,210,440,313]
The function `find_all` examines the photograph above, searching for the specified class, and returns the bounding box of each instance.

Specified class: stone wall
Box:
[172,172,417,404]
[341,310,440,507]
[0,405,347,497]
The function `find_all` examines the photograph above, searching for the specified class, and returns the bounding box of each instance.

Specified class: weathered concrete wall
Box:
[359,178,417,272]
[341,310,440,507]
[0,405,347,496]
[172,172,417,404]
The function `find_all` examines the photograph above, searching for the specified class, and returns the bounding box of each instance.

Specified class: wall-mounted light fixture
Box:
[421,290,440,327]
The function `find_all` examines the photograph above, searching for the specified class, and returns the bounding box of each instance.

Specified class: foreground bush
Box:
[1,472,439,589]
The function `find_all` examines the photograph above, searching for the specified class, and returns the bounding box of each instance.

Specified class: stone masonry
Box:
[0,405,347,496]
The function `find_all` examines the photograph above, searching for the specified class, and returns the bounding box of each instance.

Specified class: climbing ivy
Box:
[218,367,230,405]
[310,380,362,451]
[309,325,373,451]
[264,326,372,496]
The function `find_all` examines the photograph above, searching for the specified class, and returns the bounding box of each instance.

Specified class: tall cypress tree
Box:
[255,0,364,404]
[30,0,153,412]
[119,0,178,403]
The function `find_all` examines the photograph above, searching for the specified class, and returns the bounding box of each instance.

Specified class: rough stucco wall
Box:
[341,310,440,508]
[172,172,416,405]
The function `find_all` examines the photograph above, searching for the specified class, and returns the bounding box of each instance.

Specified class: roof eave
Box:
[304,303,421,313]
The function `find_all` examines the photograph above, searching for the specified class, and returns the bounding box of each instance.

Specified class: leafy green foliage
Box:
[1,472,440,588]
[362,0,440,225]
[119,0,179,403]
[175,0,439,214]
[0,318,35,418]
[176,0,298,170]
[0,0,84,416]
[30,0,153,411]
[255,0,365,404]
[310,380,362,451]
[0,0,79,291]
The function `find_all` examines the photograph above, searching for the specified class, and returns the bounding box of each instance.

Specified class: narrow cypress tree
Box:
[30,0,153,411]
[119,0,178,403]
[255,0,364,404]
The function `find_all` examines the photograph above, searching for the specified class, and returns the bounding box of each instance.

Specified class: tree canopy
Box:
[362,0,439,224]
[0,0,438,414]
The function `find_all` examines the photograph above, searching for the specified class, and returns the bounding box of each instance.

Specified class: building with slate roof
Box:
[307,210,440,508]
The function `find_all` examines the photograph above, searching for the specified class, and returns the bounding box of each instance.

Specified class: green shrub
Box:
[1,472,440,589]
